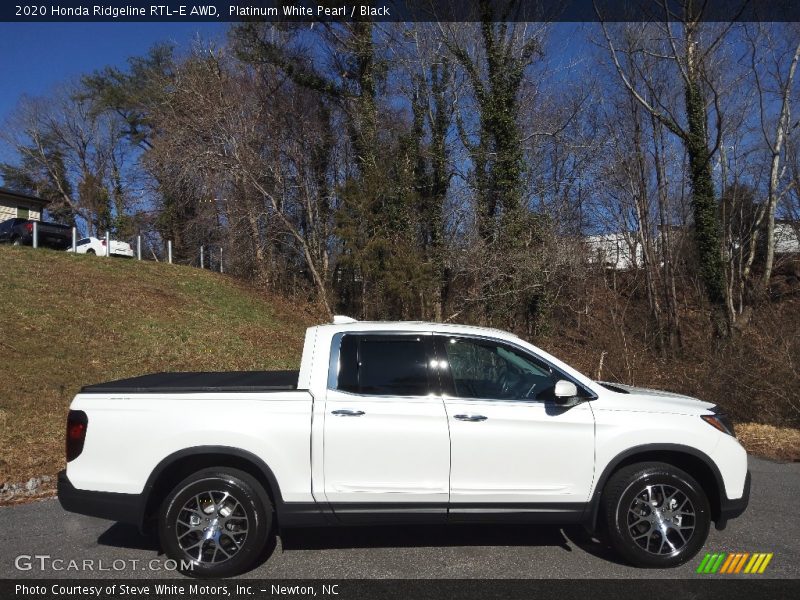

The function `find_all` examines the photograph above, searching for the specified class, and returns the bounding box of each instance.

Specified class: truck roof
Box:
[319,319,518,338]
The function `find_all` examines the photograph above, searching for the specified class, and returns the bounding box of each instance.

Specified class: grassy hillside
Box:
[0,247,319,488]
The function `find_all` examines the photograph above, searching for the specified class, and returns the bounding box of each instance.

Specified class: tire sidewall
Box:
[158,469,271,578]
[610,466,710,568]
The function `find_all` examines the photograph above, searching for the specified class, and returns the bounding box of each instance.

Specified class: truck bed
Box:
[80,370,300,394]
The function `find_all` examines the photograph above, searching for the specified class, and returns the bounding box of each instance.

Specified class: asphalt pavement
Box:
[1,456,797,579]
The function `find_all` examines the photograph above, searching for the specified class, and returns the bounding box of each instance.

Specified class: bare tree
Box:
[599,6,737,334]
[1,83,132,233]
[146,47,335,316]
[746,24,800,291]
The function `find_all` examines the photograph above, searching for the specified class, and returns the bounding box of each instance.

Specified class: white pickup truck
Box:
[58,318,749,577]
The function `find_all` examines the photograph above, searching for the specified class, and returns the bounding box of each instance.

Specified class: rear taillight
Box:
[66,410,88,462]
[24,222,33,232]
[101,239,107,245]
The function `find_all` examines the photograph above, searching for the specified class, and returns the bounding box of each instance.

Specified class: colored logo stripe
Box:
[696,553,712,573]
[734,553,750,573]
[758,553,774,573]
[697,552,773,574]
[719,553,736,573]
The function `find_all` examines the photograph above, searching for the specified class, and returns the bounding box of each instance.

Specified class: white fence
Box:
[26,222,224,273]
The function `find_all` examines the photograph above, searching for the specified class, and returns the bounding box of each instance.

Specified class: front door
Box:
[323,333,450,523]
[435,335,596,521]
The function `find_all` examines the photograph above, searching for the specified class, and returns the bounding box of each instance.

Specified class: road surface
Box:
[1,456,797,579]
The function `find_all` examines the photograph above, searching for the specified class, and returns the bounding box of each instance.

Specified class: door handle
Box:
[331,409,366,417]
[454,414,488,422]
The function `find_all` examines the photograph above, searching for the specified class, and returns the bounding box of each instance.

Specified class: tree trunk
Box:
[761,40,800,291]
[685,23,727,335]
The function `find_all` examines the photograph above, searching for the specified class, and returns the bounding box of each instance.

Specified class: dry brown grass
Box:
[736,423,800,462]
[542,270,800,430]
[0,247,319,486]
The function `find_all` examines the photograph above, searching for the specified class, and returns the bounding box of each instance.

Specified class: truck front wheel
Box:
[158,467,272,577]
[600,462,710,568]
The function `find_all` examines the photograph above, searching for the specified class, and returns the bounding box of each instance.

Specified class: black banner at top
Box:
[2,0,800,23]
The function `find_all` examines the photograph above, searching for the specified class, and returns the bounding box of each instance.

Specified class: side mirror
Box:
[554,380,581,407]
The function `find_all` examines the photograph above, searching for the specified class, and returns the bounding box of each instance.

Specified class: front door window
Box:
[440,336,570,401]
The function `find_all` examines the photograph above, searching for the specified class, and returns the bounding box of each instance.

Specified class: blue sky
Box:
[0,21,587,168]
[0,21,587,124]
[0,22,227,134]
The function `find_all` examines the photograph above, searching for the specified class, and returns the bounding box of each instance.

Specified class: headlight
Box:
[701,409,736,437]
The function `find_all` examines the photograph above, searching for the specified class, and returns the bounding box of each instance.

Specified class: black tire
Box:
[11,238,23,246]
[86,249,95,255]
[600,462,710,568]
[158,468,272,578]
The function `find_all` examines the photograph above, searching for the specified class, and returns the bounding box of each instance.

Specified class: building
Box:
[585,233,643,270]
[775,220,800,255]
[587,220,799,271]
[0,187,48,222]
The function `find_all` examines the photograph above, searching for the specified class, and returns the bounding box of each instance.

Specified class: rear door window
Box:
[336,335,433,397]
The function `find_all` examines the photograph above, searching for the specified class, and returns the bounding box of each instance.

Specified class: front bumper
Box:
[57,470,144,525]
[716,469,751,529]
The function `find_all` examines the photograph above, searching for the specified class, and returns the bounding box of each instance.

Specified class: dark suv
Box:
[0,218,71,250]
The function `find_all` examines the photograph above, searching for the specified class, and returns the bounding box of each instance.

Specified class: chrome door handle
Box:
[331,409,365,417]
[454,414,487,422]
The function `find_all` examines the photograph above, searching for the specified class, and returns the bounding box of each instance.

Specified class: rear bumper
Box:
[57,470,144,526]
[716,469,751,529]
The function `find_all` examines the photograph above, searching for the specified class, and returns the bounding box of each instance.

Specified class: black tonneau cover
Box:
[81,370,300,394]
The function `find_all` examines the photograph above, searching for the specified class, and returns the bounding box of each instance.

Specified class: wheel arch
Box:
[586,444,724,531]
[139,446,285,532]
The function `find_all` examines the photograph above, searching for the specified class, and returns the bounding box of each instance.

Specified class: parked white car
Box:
[58,317,749,577]
[68,236,134,258]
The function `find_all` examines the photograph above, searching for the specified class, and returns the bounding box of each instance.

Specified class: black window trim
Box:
[326,330,597,402]
[432,333,598,403]
[327,331,437,398]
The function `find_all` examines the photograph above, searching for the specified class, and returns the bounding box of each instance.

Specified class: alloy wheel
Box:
[626,483,696,555]
[175,490,250,564]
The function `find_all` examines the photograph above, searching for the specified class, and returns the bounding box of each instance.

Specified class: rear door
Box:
[435,335,595,521]
[322,333,450,523]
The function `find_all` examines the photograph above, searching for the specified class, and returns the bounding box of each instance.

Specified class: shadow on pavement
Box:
[97,522,279,564]
[281,524,598,553]
[95,522,627,568]
[97,523,160,552]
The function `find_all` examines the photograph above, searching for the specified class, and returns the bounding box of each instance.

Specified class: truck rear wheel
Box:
[158,467,272,578]
[600,462,710,568]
